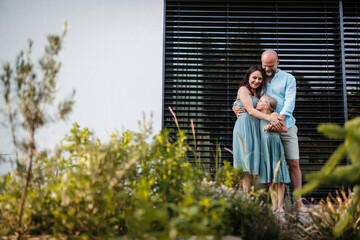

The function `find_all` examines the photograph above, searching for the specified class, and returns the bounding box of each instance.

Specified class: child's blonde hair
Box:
[262,95,277,112]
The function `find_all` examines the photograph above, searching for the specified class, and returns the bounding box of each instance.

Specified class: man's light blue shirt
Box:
[266,69,296,128]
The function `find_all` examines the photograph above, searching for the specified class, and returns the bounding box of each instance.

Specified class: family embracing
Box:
[232,50,308,213]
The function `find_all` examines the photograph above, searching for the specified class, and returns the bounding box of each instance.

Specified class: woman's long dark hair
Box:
[239,65,267,97]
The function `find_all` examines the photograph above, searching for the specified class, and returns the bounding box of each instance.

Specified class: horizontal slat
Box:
[343,0,360,120]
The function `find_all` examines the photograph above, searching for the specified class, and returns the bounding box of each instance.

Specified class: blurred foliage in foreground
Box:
[296,187,359,240]
[296,117,360,239]
[0,119,286,239]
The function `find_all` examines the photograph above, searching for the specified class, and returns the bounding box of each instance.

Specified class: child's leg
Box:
[276,183,285,213]
[242,172,251,194]
[269,183,277,211]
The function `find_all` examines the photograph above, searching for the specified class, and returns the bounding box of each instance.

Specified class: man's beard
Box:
[265,69,276,78]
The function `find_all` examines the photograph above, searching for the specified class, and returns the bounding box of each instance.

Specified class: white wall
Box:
[0,0,164,173]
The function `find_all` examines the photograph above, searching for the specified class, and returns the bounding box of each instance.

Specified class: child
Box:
[256,95,291,213]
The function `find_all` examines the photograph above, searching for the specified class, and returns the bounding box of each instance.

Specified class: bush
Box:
[0,119,286,239]
[296,117,360,238]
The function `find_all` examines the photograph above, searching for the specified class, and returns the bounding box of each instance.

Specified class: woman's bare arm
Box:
[238,87,271,121]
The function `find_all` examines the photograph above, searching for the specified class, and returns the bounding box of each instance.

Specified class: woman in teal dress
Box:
[233,65,268,193]
[256,95,290,213]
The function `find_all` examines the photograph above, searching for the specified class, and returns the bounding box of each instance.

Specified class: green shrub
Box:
[215,161,243,189]
[0,119,286,239]
[296,116,360,238]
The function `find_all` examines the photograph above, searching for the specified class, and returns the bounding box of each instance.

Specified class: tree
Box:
[0,22,75,237]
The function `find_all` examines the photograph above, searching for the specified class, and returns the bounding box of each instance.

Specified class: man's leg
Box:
[286,159,301,191]
[281,125,308,212]
[286,159,307,211]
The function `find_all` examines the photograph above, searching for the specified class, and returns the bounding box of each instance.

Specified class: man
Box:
[233,50,308,212]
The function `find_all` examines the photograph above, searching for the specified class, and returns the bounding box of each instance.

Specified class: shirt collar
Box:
[267,68,281,83]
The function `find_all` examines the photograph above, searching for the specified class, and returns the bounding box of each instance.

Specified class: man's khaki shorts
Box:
[280,125,300,160]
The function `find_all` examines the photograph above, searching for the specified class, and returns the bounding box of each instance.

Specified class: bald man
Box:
[233,50,308,212]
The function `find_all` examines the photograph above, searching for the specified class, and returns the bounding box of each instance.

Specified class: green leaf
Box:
[322,143,347,175]
[296,143,347,196]
[319,165,360,186]
[318,123,346,139]
[295,179,319,197]
[345,117,360,130]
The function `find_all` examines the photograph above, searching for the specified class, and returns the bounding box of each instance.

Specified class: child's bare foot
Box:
[271,206,277,212]
[276,207,285,213]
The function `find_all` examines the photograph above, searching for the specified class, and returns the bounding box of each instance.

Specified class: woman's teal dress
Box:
[259,119,291,183]
[233,96,261,175]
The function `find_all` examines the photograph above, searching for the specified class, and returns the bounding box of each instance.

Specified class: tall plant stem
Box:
[6,102,17,147]
[16,129,35,238]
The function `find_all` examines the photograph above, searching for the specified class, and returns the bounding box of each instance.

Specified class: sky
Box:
[0,0,164,173]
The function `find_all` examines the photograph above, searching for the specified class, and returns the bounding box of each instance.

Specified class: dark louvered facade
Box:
[162,0,360,200]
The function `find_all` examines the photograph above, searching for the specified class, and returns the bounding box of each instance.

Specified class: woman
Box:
[256,95,290,213]
[233,65,268,193]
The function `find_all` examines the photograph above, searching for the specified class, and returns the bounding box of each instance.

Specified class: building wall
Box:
[0,0,164,174]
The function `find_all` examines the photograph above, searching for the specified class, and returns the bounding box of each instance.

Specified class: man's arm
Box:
[232,102,246,118]
[280,75,296,118]
[269,75,296,130]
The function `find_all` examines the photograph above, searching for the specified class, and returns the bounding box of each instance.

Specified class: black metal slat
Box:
[343,1,360,120]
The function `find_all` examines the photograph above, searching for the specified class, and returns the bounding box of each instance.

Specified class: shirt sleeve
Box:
[280,75,296,116]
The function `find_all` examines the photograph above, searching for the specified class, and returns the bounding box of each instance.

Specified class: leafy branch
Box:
[295,117,360,236]
[0,21,75,238]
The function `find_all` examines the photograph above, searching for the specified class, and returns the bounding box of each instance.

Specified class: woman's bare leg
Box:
[242,173,251,194]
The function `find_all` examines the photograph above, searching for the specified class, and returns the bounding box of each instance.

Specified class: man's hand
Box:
[232,103,246,118]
